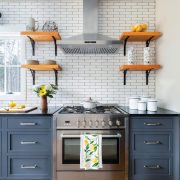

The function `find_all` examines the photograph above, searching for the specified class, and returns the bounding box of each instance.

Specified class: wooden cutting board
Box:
[0,107,37,113]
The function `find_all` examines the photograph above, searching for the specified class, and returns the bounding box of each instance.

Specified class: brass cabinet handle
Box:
[144,165,161,169]
[20,141,38,145]
[20,122,37,126]
[144,122,161,126]
[21,164,38,169]
[144,141,161,145]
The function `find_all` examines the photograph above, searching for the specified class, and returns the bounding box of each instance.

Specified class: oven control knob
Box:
[116,120,121,126]
[82,120,86,127]
[89,120,92,127]
[108,120,113,126]
[95,121,99,127]
[101,121,105,127]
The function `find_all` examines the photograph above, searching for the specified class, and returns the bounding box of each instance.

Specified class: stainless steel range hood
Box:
[57,0,122,54]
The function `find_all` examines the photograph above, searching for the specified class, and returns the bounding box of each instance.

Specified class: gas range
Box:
[56,105,127,129]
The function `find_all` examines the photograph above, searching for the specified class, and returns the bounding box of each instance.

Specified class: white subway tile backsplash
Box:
[0,0,156,106]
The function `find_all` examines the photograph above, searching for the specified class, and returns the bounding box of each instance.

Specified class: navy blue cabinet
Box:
[0,116,52,180]
[129,115,179,180]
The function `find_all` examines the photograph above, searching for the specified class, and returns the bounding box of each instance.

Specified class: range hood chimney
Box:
[57,0,122,54]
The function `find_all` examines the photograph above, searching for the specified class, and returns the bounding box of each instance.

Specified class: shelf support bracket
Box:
[30,69,36,85]
[146,70,152,85]
[27,36,35,56]
[52,36,57,56]
[53,69,58,86]
[123,36,129,56]
[123,70,127,85]
[146,36,154,47]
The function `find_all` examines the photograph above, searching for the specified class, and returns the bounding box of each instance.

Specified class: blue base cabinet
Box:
[129,115,180,180]
[0,116,53,180]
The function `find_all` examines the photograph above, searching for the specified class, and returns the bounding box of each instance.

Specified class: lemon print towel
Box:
[80,134,102,170]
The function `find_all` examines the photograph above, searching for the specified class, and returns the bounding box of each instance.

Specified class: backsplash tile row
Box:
[0,0,156,106]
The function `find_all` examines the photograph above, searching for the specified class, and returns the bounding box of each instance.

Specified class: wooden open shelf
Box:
[119,64,161,85]
[120,32,162,42]
[120,32,162,56]
[21,64,62,86]
[21,31,61,41]
[120,64,161,71]
[21,64,62,71]
[21,31,61,56]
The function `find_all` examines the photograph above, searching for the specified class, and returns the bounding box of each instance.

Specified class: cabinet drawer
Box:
[132,132,172,153]
[8,156,50,178]
[132,157,172,176]
[7,117,51,129]
[8,132,50,153]
[131,117,173,129]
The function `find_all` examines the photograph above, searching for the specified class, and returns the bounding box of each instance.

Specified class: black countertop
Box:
[0,106,62,116]
[119,106,179,115]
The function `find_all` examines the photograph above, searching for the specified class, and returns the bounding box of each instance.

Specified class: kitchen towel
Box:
[80,134,103,170]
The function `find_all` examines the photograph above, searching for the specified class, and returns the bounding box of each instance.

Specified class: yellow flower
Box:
[90,144,95,151]
[84,139,89,146]
[40,85,46,90]
[39,89,47,96]
[92,158,98,164]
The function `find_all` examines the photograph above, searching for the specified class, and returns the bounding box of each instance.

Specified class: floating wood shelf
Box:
[120,32,162,56]
[21,64,62,86]
[119,64,161,85]
[21,31,61,56]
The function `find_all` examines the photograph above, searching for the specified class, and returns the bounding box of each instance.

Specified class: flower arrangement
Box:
[33,84,58,98]
[33,84,58,111]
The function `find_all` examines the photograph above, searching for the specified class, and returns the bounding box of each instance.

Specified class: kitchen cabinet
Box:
[129,115,180,180]
[0,115,53,180]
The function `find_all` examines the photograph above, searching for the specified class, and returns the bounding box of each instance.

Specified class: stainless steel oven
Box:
[57,129,125,171]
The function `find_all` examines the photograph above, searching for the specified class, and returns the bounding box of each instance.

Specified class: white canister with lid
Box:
[147,99,158,111]
[129,97,140,109]
[138,101,147,111]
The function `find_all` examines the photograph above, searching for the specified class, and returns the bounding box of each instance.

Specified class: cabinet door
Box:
[8,132,50,154]
[7,117,51,129]
[132,132,172,153]
[131,117,173,130]
[7,156,51,178]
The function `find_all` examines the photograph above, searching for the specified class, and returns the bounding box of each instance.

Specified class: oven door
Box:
[57,130,125,171]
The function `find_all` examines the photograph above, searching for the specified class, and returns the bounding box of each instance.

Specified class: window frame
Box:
[0,35,26,100]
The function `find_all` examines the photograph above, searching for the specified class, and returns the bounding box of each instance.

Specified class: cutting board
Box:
[0,107,37,113]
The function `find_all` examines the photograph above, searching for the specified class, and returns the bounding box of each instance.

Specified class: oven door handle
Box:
[60,133,122,138]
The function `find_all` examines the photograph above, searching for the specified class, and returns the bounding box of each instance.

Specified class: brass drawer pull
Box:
[21,164,38,169]
[144,122,161,126]
[144,141,161,145]
[20,122,37,126]
[20,141,38,145]
[144,165,161,169]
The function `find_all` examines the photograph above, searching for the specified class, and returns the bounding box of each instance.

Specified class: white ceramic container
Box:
[141,95,151,102]
[129,97,140,110]
[138,101,147,111]
[81,97,99,109]
[147,99,158,111]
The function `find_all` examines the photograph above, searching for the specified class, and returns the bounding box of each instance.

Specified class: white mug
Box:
[26,17,39,31]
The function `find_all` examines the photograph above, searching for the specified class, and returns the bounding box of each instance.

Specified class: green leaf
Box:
[86,159,91,162]
[92,163,99,167]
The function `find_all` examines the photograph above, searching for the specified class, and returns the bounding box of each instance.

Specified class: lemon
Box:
[136,25,143,32]
[131,25,137,32]
[9,101,16,108]
[19,104,26,109]
[141,23,148,31]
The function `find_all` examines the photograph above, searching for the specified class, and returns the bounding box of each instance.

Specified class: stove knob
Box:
[108,120,113,126]
[82,120,86,127]
[101,121,105,127]
[89,120,92,127]
[116,120,121,126]
[95,121,99,127]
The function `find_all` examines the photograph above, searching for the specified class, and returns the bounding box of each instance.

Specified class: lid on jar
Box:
[138,100,146,103]
[147,98,158,102]
[141,95,151,98]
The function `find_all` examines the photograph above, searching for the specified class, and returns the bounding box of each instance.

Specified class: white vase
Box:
[127,47,135,64]
[144,47,152,64]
